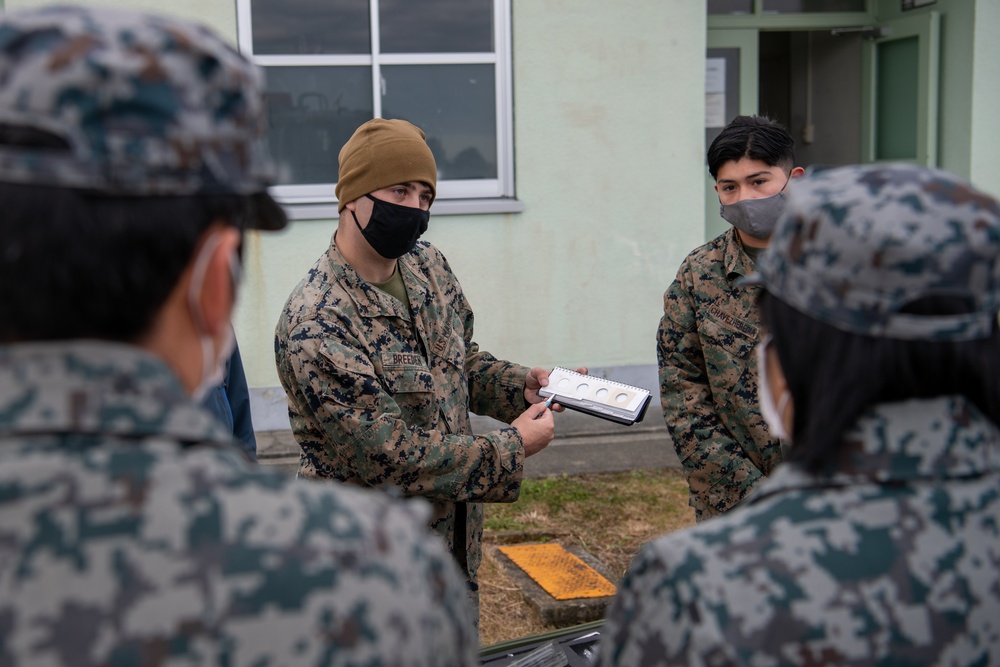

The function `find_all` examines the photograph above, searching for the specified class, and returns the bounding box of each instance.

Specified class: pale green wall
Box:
[7,0,236,39]
[7,0,996,396]
[970,0,1000,197]
[234,0,708,389]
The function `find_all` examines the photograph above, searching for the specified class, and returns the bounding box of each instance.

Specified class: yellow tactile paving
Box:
[498,543,617,601]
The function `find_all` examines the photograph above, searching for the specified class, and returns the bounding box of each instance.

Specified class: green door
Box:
[861,11,940,166]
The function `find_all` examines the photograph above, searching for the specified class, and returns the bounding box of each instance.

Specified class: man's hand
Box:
[511,401,555,457]
[523,366,589,413]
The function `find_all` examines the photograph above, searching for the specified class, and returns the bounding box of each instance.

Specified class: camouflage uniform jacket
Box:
[274,237,530,592]
[0,341,477,666]
[600,395,1000,666]
[658,227,781,521]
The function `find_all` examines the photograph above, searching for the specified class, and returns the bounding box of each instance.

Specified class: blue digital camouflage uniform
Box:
[274,237,531,610]
[0,341,478,666]
[658,227,781,521]
[604,163,1000,665]
[601,396,1000,666]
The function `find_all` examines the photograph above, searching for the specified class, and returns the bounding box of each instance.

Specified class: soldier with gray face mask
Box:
[658,114,804,523]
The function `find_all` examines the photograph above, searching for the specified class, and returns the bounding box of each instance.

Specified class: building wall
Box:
[7,0,236,37]
[234,0,708,426]
[970,0,1000,197]
[3,0,706,430]
[9,0,995,430]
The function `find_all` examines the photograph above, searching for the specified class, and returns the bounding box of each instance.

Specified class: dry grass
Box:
[479,469,696,648]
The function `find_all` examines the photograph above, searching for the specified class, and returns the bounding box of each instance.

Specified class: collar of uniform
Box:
[0,340,233,444]
[752,396,1000,503]
[326,237,431,321]
[396,249,430,312]
[722,227,755,280]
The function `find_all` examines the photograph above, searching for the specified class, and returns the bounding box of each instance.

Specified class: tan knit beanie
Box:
[335,118,438,212]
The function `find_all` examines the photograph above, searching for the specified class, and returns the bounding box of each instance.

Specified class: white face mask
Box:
[187,230,240,401]
[756,334,792,442]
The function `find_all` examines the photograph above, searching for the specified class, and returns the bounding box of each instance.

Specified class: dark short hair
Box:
[760,292,1000,475]
[707,115,796,180]
[0,181,254,343]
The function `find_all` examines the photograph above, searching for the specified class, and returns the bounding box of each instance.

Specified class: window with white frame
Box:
[236,0,515,216]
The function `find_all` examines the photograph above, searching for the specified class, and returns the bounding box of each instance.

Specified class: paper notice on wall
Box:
[705,58,726,128]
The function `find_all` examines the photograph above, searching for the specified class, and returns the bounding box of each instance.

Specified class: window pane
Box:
[382,65,496,180]
[251,0,370,55]
[263,66,373,185]
[379,0,494,54]
[761,0,866,11]
[708,0,754,14]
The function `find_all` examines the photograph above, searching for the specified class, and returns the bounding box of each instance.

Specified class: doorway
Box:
[759,30,864,171]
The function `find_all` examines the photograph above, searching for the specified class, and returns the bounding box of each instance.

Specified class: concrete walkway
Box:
[256,403,681,477]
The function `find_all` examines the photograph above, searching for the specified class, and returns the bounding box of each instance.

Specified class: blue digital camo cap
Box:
[744,163,1000,341]
[0,5,286,230]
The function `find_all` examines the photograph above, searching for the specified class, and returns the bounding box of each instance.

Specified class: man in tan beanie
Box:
[275,118,566,619]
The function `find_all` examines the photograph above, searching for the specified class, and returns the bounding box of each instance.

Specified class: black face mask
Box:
[352,194,430,259]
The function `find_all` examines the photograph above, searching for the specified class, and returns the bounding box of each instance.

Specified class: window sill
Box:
[278,197,525,221]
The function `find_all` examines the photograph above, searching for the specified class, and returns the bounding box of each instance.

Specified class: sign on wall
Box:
[706,58,727,128]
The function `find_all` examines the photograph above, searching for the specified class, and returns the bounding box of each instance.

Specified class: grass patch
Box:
[479,468,696,647]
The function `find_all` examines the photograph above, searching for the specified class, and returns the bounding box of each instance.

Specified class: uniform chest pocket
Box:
[381,364,437,425]
[700,308,759,361]
[381,364,435,395]
[700,312,758,396]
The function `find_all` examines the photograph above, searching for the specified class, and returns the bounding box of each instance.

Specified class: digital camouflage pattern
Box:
[600,395,1000,666]
[0,341,478,666]
[658,227,781,521]
[0,5,280,223]
[275,238,531,612]
[748,163,1000,341]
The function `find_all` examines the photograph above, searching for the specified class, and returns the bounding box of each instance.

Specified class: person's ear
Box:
[790,166,806,179]
[344,195,369,215]
[190,224,241,338]
[343,195,374,229]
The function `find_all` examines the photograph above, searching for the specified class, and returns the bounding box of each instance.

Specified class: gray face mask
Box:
[720,189,788,240]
